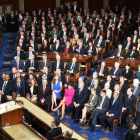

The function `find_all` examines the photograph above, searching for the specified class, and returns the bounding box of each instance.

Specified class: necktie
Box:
[17,63,19,70]
[43,87,45,94]
[90,79,94,88]
[70,63,74,71]
[2,82,6,93]
[44,61,46,67]
[133,35,136,43]
[128,96,130,100]
[112,99,116,105]
[44,44,46,48]
[79,89,81,95]
[101,68,103,74]
[120,83,122,90]
[117,50,120,57]
[126,43,129,49]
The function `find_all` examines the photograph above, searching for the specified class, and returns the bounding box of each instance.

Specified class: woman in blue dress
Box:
[51,74,62,110]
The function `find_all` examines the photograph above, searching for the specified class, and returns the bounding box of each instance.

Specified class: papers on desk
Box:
[110,56,114,58]
[0,103,11,114]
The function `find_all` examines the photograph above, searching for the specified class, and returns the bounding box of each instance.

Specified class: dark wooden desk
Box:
[104,57,139,70]
[37,53,93,76]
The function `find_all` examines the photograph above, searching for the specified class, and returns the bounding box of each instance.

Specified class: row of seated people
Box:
[0,67,140,135]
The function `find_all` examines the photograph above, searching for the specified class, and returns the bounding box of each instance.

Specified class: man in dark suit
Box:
[85,42,97,56]
[39,54,52,71]
[66,57,79,76]
[110,62,122,79]
[50,34,59,44]
[60,35,70,46]
[131,30,139,44]
[12,56,24,71]
[52,40,62,53]
[25,54,38,71]
[119,76,128,100]
[10,67,17,80]
[29,32,38,45]
[109,23,118,39]
[99,91,122,132]
[83,33,92,46]
[37,80,51,111]
[63,129,78,140]
[89,90,109,131]
[125,113,140,140]
[38,33,46,44]
[71,1,80,14]
[13,46,25,60]
[121,88,137,126]
[52,55,64,72]
[94,35,105,52]
[12,77,25,97]
[60,28,69,38]
[97,61,109,78]
[93,29,101,40]
[126,45,139,60]
[102,75,115,91]
[25,46,36,59]
[75,41,85,54]
[1,74,12,96]
[69,82,88,122]
[113,44,126,58]
[124,37,133,49]
[17,100,30,124]
[46,117,62,140]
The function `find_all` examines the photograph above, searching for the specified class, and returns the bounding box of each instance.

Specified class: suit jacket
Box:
[71,5,80,13]
[75,46,85,54]
[113,48,126,58]
[40,44,50,53]
[94,39,105,48]
[73,88,88,105]
[39,60,52,71]
[96,96,109,111]
[132,86,140,99]
[46,127,62,140]
[12,82,25,97]
[124,94,137,115]
[102,80,115,91]
[13,60,24,71]
[0,94,7,103]
[37,85,51,104]
[50,37,59,44]
[87,94,99,109]
[131,35,139,43]
[59,74,67,85]
[97,67,109,77]
[25,51,36,59]
[110,68,122,78]
[27,86,38,96]
[23,108,30,124]
[0,81,12,95]
[13,50,25,60]
[25,59,38,71]
[122,69,133,80]
[52,61,64,72]
[104,34,112,41]
[62,46,73,54]
[29,37,38,44]
[124,42,133,49]
[66,62,79,73]
[93,33,101,40]
[107,98,122,119]
[52,44,62,53]
[126,50,139,59]
[29,43,38,51]
[83,38,92,46]
[85,46,97,55]
[119,82,128,98]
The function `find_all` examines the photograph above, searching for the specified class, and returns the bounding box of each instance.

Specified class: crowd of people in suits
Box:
[1,1,140,140]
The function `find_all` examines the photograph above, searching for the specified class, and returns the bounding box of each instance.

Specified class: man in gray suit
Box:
[88,90,109,132]
[132,79,140,112]
[39,54,52,71]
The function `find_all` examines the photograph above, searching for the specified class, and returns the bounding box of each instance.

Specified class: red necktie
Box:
[120,84,122,90]
[44,44,46,48]
[112,30,114,35]
[101,68,103,74]
[117,50,120,57]
[73,32,76,38]
[43,87,45,94]
[17,63,19,70]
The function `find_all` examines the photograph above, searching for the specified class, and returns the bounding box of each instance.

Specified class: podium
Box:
[0,101,23,127]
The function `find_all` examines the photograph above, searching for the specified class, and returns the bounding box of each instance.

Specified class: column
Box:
[84,0,88,10]
[19,0,24,11]
[56,0,60,8]
[103,0,109,9]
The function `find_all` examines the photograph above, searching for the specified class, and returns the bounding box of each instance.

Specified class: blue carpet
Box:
[0,32,17,79]
[51,110,131,140]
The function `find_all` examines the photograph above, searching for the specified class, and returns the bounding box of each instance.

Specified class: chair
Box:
[127,99,140,126]
[52,134,63,140]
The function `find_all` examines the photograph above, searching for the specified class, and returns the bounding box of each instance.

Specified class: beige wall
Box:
[84,0,88,10]
[56,0,60,8]
[19,0,24,11]
[103,0,109,9]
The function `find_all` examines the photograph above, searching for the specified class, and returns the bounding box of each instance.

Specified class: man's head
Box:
[42,54,47,60]
[12,92,17,101]
[51,117,60,128]
[114,62,120,69]
[42,79,47,87]
[78,81,84,89]
[113,91,119,99]
[56,55,61,61]
[92,72,98,78]
[17,77,21,84]
[5,74,10,81]
[118,44,122,50]
[2,73,6,80]
[114,84,120,91]
[133,79,139,87]
[94,78,99,86]
[127,88,133,96]
[63,129,73,138]
[100,89,106,97]
[120,76,124,83]
[17,100,24,107]
[72,57,77,63]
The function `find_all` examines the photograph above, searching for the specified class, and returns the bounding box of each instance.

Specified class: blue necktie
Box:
[70,63,74,71]
[2,82,6,93]
[133,87,137,95]
[90,79,94,88]
[112,99,116,105]
[17,84,20,94]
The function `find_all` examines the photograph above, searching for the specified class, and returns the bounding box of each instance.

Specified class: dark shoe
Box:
[89,126,94,132]
[74,119,79,123]
[71,114,74,119]
[81,121,86,125]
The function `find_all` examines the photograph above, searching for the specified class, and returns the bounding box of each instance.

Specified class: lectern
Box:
[0,101,23,127]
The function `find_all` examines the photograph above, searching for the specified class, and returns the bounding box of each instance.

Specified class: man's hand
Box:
[97,106,102,110]
[106,112,109,116]
[73,102,76,106]
[138,132,140,136]
[75,103,80,107]
[132,124,137,130]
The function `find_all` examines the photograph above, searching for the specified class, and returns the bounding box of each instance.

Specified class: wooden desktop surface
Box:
[2,123,42,140]
[7,96,86,140]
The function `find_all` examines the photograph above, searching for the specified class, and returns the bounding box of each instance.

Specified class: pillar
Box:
[84,0,88,10]
[56,0,60,8]
[19,0,24,11]
[103,0,109,9]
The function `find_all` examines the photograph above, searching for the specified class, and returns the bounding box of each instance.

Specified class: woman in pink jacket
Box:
[53,82,75,120]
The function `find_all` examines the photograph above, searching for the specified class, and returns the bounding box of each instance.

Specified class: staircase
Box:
[0,32,17,79]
